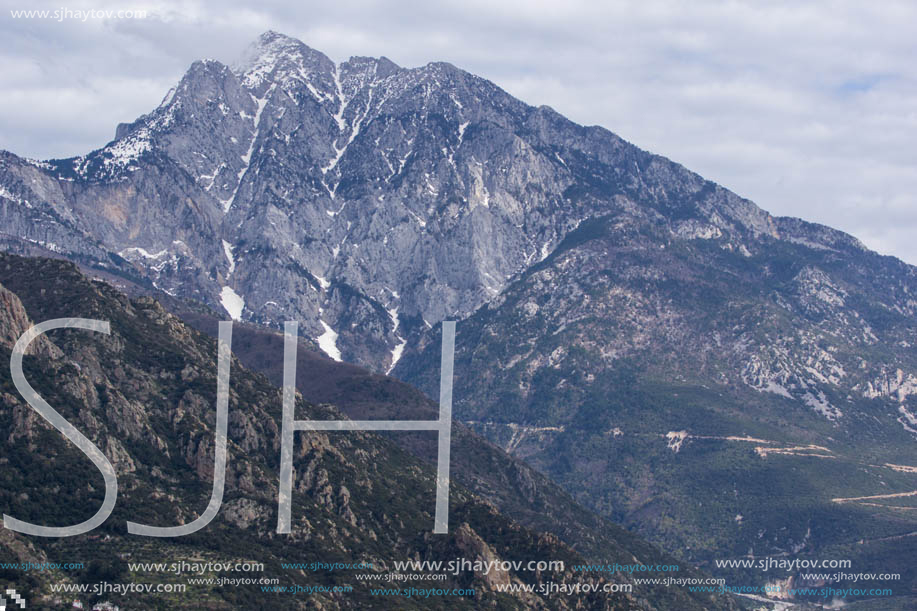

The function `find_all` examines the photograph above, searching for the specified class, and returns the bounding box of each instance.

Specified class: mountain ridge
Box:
[0,30,873,373]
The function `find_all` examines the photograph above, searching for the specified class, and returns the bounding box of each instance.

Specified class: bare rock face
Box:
[222,498,263,529]
[453,522,513,589]
[0,282,61,358]
[105,436,136,474]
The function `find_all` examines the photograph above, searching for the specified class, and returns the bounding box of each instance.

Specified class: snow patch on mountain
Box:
[121,246,168,260]
[222,240,236,275]
[386,306,406,374]
[103,130,152,171]
[220,286,244,321]
[317,320,342,361]
[0,184,32,208]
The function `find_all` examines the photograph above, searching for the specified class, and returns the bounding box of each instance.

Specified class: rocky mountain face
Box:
[2,29,917,607]
[396,214,917,603]
[0,30,775,373]
[0,254,735,610]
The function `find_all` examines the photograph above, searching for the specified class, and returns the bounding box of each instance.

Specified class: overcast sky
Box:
[2,0,916,263]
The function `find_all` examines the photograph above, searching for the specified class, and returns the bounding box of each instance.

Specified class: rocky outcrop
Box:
[0,282,61,357]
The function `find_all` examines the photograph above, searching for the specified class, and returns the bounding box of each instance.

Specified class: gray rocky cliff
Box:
[0,30,832,373]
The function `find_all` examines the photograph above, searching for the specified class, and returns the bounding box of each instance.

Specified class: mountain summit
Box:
[0,30,829,371]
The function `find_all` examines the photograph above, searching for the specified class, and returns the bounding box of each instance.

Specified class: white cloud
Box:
[1,0,916,263]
